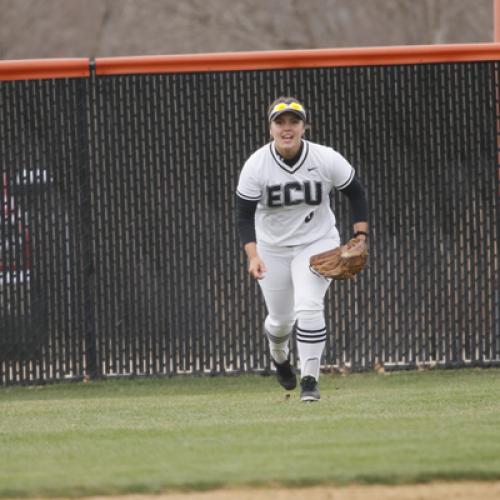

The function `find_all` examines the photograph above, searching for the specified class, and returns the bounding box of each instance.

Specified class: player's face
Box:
[270,113,305,159]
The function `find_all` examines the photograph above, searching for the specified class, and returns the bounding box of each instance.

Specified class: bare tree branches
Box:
[0,0,493,59]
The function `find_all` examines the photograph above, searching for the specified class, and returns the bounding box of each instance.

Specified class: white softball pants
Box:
[257,233,340,380]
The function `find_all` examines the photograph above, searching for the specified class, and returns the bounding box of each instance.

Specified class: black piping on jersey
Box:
[336,167,355,190]
[279,140,304,167]
[236,189,260,202]
[269,140,309,174]
[338,175,368,223]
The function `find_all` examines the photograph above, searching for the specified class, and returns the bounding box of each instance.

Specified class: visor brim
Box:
[269,108,306,122]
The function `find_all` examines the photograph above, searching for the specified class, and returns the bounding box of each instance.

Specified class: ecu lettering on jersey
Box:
[267,181,322,207]
[236,140,355,246]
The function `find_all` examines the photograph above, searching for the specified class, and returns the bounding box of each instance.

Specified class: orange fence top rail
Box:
[0,58,89,81]
[95,43,500,76]
[1,44,500,81]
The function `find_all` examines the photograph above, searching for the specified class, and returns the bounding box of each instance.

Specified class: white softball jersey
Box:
[236,140,354,246]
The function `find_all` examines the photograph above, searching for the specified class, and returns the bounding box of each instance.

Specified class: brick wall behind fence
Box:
[1,62,499,384]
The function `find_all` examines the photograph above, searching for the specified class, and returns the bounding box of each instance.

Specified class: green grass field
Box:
[1,368,499,498]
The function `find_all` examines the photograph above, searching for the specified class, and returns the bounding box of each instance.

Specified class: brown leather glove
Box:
[309,237,368,280]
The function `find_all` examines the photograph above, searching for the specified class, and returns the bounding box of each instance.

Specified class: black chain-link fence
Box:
[1,61,499,384]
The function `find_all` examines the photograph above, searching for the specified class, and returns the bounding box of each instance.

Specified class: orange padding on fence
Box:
[95,43,500,76]
[1,43,500,81]
[0,58,90,81]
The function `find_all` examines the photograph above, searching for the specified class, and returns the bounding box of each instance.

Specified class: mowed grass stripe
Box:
[0,369,499,497]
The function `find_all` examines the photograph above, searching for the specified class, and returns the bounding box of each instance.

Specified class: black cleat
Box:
[300,376,320,402]
[273,359,297,390]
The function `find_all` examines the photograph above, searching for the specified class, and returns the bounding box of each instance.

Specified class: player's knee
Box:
[295,296,324,315]
[295,309,325,331]
[265,315,295,337]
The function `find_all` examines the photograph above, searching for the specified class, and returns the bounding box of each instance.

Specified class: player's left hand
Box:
[309,237,368,279]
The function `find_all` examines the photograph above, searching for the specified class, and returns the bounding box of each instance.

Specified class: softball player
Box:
[236,96,368,401]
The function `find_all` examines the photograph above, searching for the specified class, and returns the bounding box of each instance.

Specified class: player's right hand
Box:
[248,256,267,280]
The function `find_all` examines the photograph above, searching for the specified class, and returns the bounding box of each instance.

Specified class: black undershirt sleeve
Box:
[338,176,368,223]
[236,195,258,245]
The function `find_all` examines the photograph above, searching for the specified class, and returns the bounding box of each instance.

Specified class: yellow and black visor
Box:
[268,101,306,122]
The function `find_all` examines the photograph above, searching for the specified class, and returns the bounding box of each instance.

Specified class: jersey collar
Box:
[270,140,309,174]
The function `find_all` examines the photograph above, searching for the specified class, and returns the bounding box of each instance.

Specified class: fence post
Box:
[494,0,500,362]
[79,61,98,378]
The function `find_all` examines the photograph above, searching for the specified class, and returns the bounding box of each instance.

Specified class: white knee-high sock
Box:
[296,312,327,380]
[265,316,294,364]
